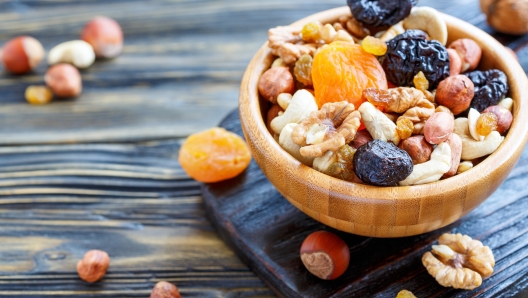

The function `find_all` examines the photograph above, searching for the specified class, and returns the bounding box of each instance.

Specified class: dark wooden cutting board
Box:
[202,109,528,298]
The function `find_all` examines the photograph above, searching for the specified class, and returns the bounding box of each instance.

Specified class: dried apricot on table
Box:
[178,127,251,183]
[312,41,387,109]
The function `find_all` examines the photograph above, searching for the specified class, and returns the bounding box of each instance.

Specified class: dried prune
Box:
[381,30,450,89]
[347,0,415,29]
[465,69,508,112]
[353,139,413,186]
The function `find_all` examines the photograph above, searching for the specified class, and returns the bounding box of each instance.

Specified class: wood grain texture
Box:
[203,109,528,298]
[238,6,528,237]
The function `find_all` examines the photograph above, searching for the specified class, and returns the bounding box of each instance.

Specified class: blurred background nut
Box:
[480,0,528,34]
[1,36,44,74]
[48,40,95,69]
[150,281,181,298]
[435,75,475,115]
[45,63,82,97]
[25,86,53,105]
[76,249,110,283]
[81,16,124,59]
[448,39,482,73]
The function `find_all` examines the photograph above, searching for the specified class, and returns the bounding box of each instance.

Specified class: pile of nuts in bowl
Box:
[261,1,513,187]
[1,16,123,105]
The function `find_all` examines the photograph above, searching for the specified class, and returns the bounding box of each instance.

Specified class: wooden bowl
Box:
[238,6,528,237]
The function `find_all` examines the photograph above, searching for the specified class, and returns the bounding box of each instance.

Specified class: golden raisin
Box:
[294,54,313,85]
[25,85,53,105]
[178,128,251,183]
[361,36,387,56]
[396,290,417,298]
[396,117,414,140]
[312,42,387,108]
[476,112,498,137]
[301,22,322,43]
[326,145,356,181]
[413,71,429,92]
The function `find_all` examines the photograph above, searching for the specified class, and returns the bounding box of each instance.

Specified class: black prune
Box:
[353,139,413,186]
[465,69,508,112]
[347,0,415,29]
[380,30,450,89]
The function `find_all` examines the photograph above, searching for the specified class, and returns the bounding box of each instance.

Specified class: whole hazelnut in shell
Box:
[1,36,44,74]
[435,75,474,115]
[480,0,528,35]
[81,16,124,58]
[300,230,349,280]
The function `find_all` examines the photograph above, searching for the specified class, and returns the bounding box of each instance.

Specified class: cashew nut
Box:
[48,40,96,68]
[313,150,335,173]
[278,123,314,166]
[468,108,484,141]
[277,93,292,110]
[270,89,318,135]
[379,21,405,42]
[403,7,448,45]
[498,97,513,112]
[399,142,451,186]
[454,118,504,160]
[358,102,400,146]
[457,161,473,174]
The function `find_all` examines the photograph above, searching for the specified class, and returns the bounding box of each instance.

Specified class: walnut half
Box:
[422,233,495,290]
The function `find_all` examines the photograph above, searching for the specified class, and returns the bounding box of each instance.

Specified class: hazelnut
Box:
[1,36,44,74]
[258,66,295,104]
[481,0,528,35]
[483,105,513,135]
[45,63,82,97]
[448,39,482,73]
[442,133,462,178]
[424,112,454,145]
[150,281,181,298]
[25,86,53,105]
[398,135,433,164]
[446,48,462,76]
[350,129,373,149]
[76,249,110,283]
[435,75,474,115]
[81,16,124,59]
[300,230,349,280]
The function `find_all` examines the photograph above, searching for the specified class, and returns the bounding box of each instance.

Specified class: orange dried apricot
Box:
[312,41,387,109]
[178,127,251,183]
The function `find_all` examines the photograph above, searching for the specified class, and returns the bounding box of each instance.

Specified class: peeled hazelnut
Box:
[77,249,110,283]
[481,0,528,35]
[435,75,475,115]
[300,230,349,280]
[483,105,513,135]
[442,133,463,178]
[424,112,454,144]
[81,16,124,59]
[150,281,181,298]
[258,66,295,104]
[448,39,482,73]
[45,63,82,97]
[1,36,44,74]
[350,129,373,149]
[447,48,462,76]
[398,135,433,164]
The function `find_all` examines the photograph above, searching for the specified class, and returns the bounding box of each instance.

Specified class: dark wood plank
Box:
[203,110,528,298]
[0,140,274,297]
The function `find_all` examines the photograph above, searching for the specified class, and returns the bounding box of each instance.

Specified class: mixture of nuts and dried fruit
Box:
[260,1,513,187]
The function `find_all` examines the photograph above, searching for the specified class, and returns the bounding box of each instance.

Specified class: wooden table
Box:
[0,0,526,297]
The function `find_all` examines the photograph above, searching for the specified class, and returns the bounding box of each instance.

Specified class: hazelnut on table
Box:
[1,36,44,74]
[77,249,110,283]
[150,281,181,298]
[45,63,82,98]
[81,16,124,59]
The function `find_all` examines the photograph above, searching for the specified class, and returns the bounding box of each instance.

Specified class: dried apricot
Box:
[312,42,387,109]
[178,128,251,183]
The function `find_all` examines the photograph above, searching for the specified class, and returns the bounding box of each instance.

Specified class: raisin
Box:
[325,145,357,181]
[294,54,313,86]
[476,112,498,136]
[347,0,415,29]
[302,22,322,43]
[25,85,53,105]
[361,36,387,55]
[353,139,413,186]
[465,69,508,112]
[396,117,414,140]
[413,71,429,92]
[380,30,450,89]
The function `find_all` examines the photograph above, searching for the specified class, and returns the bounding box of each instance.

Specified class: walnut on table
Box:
[422,233,495,290]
